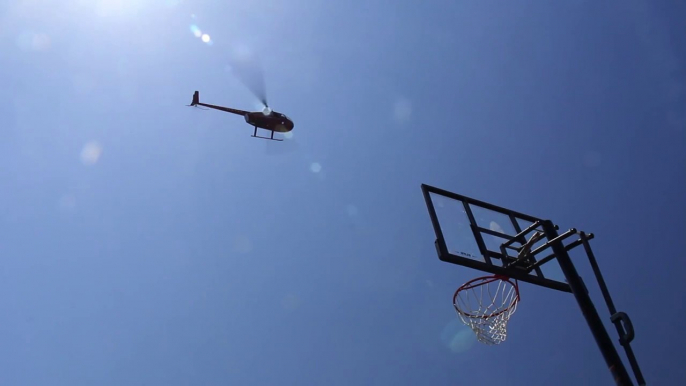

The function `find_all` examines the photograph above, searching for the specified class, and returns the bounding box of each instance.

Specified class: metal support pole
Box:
[541,220,633,386]
[579,232,646,386]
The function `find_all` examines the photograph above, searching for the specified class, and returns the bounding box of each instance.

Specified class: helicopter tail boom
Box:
[188,90,251,116]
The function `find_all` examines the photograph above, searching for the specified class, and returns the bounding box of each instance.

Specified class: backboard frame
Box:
[421,183,572,292]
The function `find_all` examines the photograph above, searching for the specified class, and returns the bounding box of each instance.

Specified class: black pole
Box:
[540,220,633,386]
[580,232,646,386]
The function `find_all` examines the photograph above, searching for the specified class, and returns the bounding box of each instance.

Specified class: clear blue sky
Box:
[1,0,685,384]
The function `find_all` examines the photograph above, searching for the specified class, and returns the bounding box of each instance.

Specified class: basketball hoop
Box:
[453,275,520,345]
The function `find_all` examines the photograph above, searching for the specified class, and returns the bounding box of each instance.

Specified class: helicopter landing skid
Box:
[251,135,283,142]
[251,127,283,141]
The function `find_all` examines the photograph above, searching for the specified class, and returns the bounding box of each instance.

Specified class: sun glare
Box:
[95,0,143,17]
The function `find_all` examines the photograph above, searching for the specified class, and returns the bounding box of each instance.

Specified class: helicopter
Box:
[188,90,294,141]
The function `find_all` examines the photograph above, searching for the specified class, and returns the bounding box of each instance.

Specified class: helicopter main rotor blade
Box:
[228,48,269,108]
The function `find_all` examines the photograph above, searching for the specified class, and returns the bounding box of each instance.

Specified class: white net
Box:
[453,275,520,345]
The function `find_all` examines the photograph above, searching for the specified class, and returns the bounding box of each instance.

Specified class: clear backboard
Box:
[421,183,571,292]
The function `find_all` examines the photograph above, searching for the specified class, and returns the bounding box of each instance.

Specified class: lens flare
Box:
[281,294,301,310]
[59,194,76,211]
[80,141,103,165]
[393,97,412,123]
[16,31,50,52]
[345,204,358,217]
[190,25,201,37]
[440,319,477,353]
[583,151,602,168]
[232,235,253,254]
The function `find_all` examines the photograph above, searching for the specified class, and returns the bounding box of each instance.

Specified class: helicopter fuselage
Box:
[244,111,294,133]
